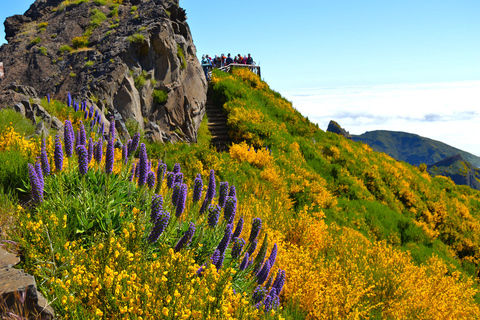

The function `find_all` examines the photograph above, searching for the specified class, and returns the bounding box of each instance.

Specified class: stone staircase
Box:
[205,101,232,152]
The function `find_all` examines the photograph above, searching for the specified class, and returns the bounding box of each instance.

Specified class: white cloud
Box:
[282,81,480,156]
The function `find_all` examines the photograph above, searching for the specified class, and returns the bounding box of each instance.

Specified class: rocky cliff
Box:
[0,0,207,143]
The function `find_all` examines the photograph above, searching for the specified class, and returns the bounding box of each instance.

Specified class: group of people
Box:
[201,53,255,78]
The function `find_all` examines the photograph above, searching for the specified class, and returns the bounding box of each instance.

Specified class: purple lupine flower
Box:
[67,92,72,107]
[122,144,128,164]
[232,216,244,240]
[75,129,80,150]
[109,116,115,140]
[64,120,74,157]
[231,238,245,260]
[216,223,233,254]
[147,160,151,173]
[207,204,220,227]
[129,162,136,181]
[265,275,274,290]
[206,169,216,201]
[34,162,44,192]
[263,288,278,313]
[271,269,286,295]
[79,121,86,146]
[94,138,103,164]
[28,163,43,204]
[215,250,225,270]
[100,121,105,137]
[247,239,258,256]
[172,163,181,174]
[135,160,140,177]
[74,102,79,113]
[129,132,140,157]
[83,110,88,120]
[137,143,148,187]
[77,145,89,175]
[223,196,237,225]
[87,137,94,164]
[211,249,221,267]
[229,185,236,199]
[47,94,50,104]
[268,243,277,268]
[148,211,170,243]
[90,118,95,131]
[192,174,203,203]
[166,172,175,188]
[252,286,267,304]
[249,218,262,243]
[174,172,183,184]
[147,171,156,189]
[105,137,114,174]
[175,183,188,218]
[54,135,63,172]
[199,198,208,215]
[171,183,181,206]
[174,222,196,252]
[239,252,249,271]
[150,194,164,222]
[156,162,167,187]
[218,181,229,207]
[89,106,94,119]
[40,139,50,176]
[257,260,271,285]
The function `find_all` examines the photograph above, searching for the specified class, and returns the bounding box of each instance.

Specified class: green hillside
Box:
[2,68,480,318]
[352,130,480,168]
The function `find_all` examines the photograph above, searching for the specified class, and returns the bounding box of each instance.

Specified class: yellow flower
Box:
[162,307,169,316]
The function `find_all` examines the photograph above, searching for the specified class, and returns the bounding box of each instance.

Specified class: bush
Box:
[72,36,89,48]
[59,45,73,54]
[152,89,168,104]
[89,8,107,29]
[29,37,41,46]
[177,44,187,69]
[38,46,48,56]
[127,33,145,44]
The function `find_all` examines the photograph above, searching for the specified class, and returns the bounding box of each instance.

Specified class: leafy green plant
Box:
[59,44,73,54]
[29,37,41,46]
[38,46,48,56]
[177,44,187,69]
[72,36,89,49]
[134,70,148,89]
[94,0,107,5]
[152,89,168,104]
[84,60,94,68]
[127,33,145,44]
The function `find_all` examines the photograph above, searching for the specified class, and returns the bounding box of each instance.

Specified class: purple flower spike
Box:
[122,144,128,164]
[64,120,74,157]
[268,244,277,268]
[263,288,279,313]
[232,216,244,240]
[147,171,156,189]
[129,163,136,181]
[252,286,267,304]
[40,139,50,176]
[211,249,221,268]
[247,239,258,256]
[67,92,72,107]
[34,162,44,193]
[192,174,203,203]
[28,163,43,204]
[148,211,170,243]
[218,181,229,207]
[94,138,103,164]
[47,94,50,104]
[109,116,115,140]
[137,143,148,186]
[74,102,79,113]
[216,223,233,254]
[54,135,63,172]
[76,145,89,175]
[207,204,220,227]
[206,169,216,201]
[173,163,181,174]
[174,222,196,252]
[174,172,183,184]
[256,260,271,285]
[223,196,237,225]
[150,194,164,222]
[156,162,167,186]
[87,137,94,165]
[89,106,94,119]
[129,132,140,157]
[105,137,114,174]
[231,238,245,260]
[199,198,208,215]
[239,252,249,271]
[271,269,286,296]
[229,185,236,199]
[100,122,105,137]
[135,160,140,178]
[171,183,181,206]
[79,121,86,146]
[175,183,188,218]
[166,172,175,189]
[83,110,88,120]
[215,250,226,270]
[249,218,262,243]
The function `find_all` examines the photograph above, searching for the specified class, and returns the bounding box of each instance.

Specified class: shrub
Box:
[72,36,89,48]
[127,33,145,44]
[89,8,107,29]
[29,37,41,46]
[152,89,168,104]
[93,0,106,5]
[84,60,94,68]
[38,46,47,56]
[59,45,73,54]
[177,44,187,69]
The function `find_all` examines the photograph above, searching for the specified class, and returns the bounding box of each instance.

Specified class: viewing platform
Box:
[203,63,261,81]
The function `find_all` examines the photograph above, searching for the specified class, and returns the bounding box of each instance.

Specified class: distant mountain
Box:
[427,154,480,190]
[350,130,480,168]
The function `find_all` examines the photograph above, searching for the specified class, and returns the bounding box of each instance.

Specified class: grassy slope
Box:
[2,68,480,318]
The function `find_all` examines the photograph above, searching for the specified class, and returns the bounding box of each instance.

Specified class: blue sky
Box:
[2,1,480,155]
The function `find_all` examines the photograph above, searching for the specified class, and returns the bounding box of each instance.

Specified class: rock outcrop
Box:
[0,0,207,143]
[326,120,351,139]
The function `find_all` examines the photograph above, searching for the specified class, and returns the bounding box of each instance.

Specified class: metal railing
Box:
[203,63,261,81]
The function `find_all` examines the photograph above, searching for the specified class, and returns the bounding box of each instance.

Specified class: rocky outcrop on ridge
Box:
[0,0,207,143]
[427,154,480,190]
[326,120,351,139]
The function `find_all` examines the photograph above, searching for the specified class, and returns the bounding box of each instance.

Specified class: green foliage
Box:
[127,33,145,44]
[29,37,41,46]
[37,22,48,32]
[130,5,138,13]
[94,0,107,5]
[0,109,35,136]
[177,44,187,69]
[59,45,73,54]
[84,60,94,68]
[134,70,148,89]
[0,149,30,197]
[89,8,107,29]
[125,118,142,138]
[38,46,48,56]
[152,89,168,104]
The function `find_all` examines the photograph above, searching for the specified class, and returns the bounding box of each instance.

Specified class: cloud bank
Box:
[282,81,480,156]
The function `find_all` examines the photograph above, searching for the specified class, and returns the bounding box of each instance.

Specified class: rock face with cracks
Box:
[0,0,207,143]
